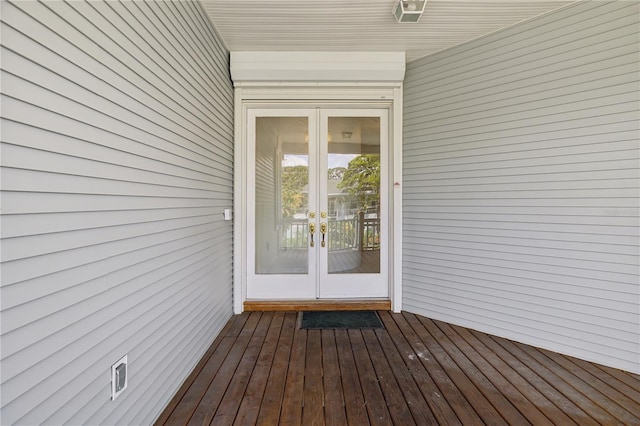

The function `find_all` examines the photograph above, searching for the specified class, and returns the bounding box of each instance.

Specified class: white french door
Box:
[247,108,388,299]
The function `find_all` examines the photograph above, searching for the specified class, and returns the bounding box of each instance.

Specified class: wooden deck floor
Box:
[156,311,640,425]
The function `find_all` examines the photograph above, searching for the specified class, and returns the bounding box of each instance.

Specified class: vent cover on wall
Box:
[111,355,128,400]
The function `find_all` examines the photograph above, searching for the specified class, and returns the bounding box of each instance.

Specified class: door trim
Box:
[233,84,403,313]
[246,108,388,299]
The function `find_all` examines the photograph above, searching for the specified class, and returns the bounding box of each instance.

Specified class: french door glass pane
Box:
[255,117,309,274]
[326,117,381,274]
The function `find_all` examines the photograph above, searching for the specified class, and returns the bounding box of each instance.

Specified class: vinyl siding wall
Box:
[0,1,234,424]
[403,0,639,373]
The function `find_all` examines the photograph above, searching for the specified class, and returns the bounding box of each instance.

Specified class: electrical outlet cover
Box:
[111,355,128,400]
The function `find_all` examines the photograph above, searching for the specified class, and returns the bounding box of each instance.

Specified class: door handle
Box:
[320,222,327,247]
[309,222,316,247]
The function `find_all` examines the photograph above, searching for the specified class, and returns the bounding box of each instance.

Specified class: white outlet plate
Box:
[111,355,128,401]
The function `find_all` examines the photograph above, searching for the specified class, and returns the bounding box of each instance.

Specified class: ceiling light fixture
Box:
[392,0,427,23]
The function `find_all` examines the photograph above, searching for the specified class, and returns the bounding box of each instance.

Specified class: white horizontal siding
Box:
[0,1,234,424]
[403,0,639,374]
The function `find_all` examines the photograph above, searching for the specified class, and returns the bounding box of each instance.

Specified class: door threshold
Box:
[244,299,391,312]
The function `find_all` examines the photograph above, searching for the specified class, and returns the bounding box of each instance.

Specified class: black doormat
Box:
[301,310,384,329]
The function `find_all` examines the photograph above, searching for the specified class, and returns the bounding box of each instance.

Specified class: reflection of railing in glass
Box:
[361,217,380,251]
[327,219,356,250]
[280,218,379,251]
[279,219,308,249]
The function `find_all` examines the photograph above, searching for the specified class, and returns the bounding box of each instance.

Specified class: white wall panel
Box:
[0,1,234,424]
[231,51,405,82]
[403,0,639,373]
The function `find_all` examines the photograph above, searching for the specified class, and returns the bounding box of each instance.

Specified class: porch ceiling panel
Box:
[200,0,576,62]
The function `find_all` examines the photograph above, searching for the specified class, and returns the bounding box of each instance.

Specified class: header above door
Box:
[230,51,406,84]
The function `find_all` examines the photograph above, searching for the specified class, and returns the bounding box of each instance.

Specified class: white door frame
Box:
[233,83,403,313]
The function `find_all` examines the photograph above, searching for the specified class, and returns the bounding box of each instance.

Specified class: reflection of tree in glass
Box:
[338,154,380,213]
[281,165,308,218]
[328,167,346,181]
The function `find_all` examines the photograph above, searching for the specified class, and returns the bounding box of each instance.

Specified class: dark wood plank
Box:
[361,329,419,425]
[321,330,348,426]
[348,329,394,425]
[233,312,285,425]
[426,319,532,425]
[187,312,263,426]
[469,328,595,426]
[404,313,508,426]
[488,334,606,426]
[450,324,577,426]
[441,322,552,425]
[165,337,236,426]
[224,312,253,337]
[211,313,274,425]
[255,312,297,425]
[514,340,635,425]
[593,363,640,392]
[373,326,442,425]
[279,327,307,425]
[541,350,640,424]
[334,330,370,426]
[567,355,640,403]
[302,329,325,425]
[378,311,465,426]
[157,313,247,426]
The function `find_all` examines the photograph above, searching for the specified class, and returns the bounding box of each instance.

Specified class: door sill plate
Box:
[244,299,391,312]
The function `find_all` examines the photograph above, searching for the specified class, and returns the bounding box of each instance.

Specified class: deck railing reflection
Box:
[280,217,379,251]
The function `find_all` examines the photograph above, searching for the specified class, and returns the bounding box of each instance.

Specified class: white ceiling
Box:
[201,0,576,62]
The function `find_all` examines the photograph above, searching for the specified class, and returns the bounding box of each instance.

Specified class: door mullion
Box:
[315,108,323,299]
